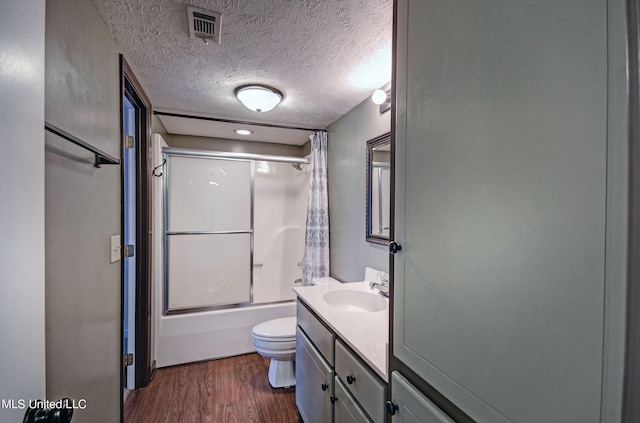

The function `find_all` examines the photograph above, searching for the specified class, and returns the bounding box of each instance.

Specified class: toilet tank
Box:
[311,277,341,286]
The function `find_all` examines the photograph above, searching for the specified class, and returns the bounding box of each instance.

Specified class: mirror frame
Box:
[366,132,391,245]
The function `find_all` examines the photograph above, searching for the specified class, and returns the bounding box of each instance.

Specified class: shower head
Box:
[291,163,302,171]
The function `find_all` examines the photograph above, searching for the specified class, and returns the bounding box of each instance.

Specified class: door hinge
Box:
[124,244,135,258]
[124,135,135,149]
[124,353,134,367]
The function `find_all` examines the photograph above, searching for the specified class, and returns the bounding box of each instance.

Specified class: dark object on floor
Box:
[23,398,73,423]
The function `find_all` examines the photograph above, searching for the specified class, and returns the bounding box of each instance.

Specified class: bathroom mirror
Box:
[366,132,391,245]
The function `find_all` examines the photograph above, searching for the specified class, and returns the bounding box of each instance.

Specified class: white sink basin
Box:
[322,289,387,312]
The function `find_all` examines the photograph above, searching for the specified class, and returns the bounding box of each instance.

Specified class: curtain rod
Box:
[153,111,325,133]
[163,147,310,164]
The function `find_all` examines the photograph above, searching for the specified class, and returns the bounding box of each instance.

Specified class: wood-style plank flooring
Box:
[124,353,301,423]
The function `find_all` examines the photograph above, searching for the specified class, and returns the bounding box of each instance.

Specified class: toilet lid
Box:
[252,316,296,340]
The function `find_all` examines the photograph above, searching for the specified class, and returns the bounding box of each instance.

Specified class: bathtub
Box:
[155,301,295,367]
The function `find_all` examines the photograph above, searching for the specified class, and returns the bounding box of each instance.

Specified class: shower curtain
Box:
[302,131,330,285]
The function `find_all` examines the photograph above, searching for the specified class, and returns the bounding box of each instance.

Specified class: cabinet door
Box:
[296,328,333,423]
[335,340,386,423]
[394,0,608,421]
[335,376,372,423]
[390,372,453,423]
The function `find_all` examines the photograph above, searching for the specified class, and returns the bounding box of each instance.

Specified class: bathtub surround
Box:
[253,161,309,303]
[155,146,308,366]
[302,131,331,285]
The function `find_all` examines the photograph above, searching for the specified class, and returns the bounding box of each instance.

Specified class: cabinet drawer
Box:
[335,339,386,423]
[297,300,334,365]
[335,375,373,423]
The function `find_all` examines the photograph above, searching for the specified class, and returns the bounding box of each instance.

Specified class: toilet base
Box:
[268,359,296,388]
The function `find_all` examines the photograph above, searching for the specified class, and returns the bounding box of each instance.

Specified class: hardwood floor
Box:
[124,353,301,423]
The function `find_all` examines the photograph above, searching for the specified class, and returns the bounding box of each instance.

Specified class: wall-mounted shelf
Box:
[45,122,120,168]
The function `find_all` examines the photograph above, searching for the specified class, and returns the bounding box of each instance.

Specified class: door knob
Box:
[346,374,356,384]
[386,400,399,415]
[389,241,402,254]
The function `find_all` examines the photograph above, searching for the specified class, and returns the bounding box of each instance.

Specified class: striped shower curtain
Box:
[302,131,330,285]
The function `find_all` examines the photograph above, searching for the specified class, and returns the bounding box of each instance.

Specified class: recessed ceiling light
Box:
[235,84,283,112]
[234,129,253,135]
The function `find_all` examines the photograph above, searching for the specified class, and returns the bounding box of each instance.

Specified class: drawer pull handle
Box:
[330,394,337,404]
[386,400,399,416]
[346,374,356,384]
[321,383,329,391]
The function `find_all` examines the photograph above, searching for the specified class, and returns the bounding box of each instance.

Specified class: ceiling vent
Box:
[186,5,221,43]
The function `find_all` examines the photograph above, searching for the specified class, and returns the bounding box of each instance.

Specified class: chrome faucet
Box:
[369,271,390,297]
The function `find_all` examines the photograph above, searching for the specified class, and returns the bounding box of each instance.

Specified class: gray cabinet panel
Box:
[335,340,386,423]
[391,372,453,423]
[335,376,373,423]
[298,300,335,365]
[296,328,333,423]
[394,0,608,421]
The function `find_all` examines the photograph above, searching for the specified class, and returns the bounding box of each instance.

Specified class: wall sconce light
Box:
[371,88,391,113]
[235,84,283,112]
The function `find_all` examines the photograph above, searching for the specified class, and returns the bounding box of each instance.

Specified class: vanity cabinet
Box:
[296,300,387,423]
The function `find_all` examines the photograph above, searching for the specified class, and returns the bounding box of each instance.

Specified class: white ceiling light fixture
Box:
[234,129,253,135]
[371,88,391,113]
[371,89,388,105]
[235,84,283,113]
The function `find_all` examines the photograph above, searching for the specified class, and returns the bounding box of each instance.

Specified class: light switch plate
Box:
[110,235,121,263]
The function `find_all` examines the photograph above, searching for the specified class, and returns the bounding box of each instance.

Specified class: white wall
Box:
[0,0,46,421]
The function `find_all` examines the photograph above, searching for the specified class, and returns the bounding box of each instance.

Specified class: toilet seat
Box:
[251,316,296,340]
[252,337,296,351]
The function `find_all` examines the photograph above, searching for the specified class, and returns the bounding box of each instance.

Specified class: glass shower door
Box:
[165,155,252,312]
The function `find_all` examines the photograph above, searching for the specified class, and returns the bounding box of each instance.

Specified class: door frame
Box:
[119,54,153,398]
[624,0,640,421]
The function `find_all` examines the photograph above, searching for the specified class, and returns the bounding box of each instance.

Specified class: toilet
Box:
[251,316,297,388]
[251,276,341,388]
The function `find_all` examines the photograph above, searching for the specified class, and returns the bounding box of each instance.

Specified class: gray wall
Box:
[45,0,122,421]
[166,134,306,157]
[0,1,46,421]
[327,95,391,282]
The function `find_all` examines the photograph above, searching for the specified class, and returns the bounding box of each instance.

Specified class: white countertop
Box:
[293,281,389,379]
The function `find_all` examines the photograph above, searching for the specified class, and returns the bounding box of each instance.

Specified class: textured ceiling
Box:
[93,0,392,141]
